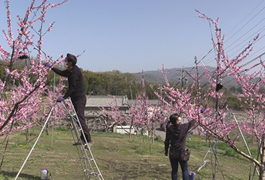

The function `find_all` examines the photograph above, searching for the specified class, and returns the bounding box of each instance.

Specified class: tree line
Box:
[0,58,252,111]
[0,59,252,110]
[0,59,160,99]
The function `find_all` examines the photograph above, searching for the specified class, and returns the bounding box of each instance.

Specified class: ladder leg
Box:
[15,102,57,180]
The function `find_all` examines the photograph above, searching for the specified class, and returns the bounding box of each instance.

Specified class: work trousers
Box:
[169,158,189,180]
[72,96,91,143]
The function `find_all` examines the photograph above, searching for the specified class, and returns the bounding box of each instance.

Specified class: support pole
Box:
[51,72,55,146]
[15,102,57,180]
[214,28,221,180]
[233,114,259,176]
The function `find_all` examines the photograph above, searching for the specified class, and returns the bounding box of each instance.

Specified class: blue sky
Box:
[1,0,265,73]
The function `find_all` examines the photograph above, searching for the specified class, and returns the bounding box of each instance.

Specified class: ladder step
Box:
[67,112,76,116]
[67,115,77,119]
[81,156,94,161]
[70,127,82,131]
[65,118,71,121]
[83,146,91,151]
[204,159,210,163]
[84,170,99,176]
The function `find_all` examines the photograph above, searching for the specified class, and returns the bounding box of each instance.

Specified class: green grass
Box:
[0,127,261,180]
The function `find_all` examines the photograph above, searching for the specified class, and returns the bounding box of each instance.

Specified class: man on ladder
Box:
[45,53,93,148]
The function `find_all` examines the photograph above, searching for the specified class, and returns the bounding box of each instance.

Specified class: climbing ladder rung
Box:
[70,127,82,131]
[82,156,94,161]
[84,170,99,176]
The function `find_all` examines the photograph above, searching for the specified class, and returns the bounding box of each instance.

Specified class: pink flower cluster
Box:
[0,0,67,134]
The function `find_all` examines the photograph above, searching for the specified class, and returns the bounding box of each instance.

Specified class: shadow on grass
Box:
[0,170,40,180]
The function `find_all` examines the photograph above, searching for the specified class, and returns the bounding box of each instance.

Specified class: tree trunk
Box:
[260,165,265,180]
[129,116,134,139]
[25,129,29,145]
[260,134,265,180]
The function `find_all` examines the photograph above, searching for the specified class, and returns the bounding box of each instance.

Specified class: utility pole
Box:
[129,85,133,100]
[181,68,184,92]
[177,66,187,92]
[157,84,163,105]
[142,70,145,94]
[115,86,118,96]
[214,28,221,180]
[51,71,55,146]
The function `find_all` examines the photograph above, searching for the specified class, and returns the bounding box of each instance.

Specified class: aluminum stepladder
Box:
[61,99,104,180]
[15,100,104,180]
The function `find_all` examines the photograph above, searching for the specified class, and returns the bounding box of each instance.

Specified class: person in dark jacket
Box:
[45,53,93,148]
[164,113,195,180]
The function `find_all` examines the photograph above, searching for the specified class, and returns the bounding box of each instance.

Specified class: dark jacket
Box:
[164,119,195,158]
[52,65,85,100]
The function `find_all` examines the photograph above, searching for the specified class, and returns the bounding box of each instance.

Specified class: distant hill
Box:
[133,66,239,88]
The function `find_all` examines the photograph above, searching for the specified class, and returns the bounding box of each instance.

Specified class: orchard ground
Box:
[0,127,260,180]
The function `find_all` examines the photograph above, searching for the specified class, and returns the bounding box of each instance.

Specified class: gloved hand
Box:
[165,150,168,156]
[57,97,65,102]
[44,62,51,68]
